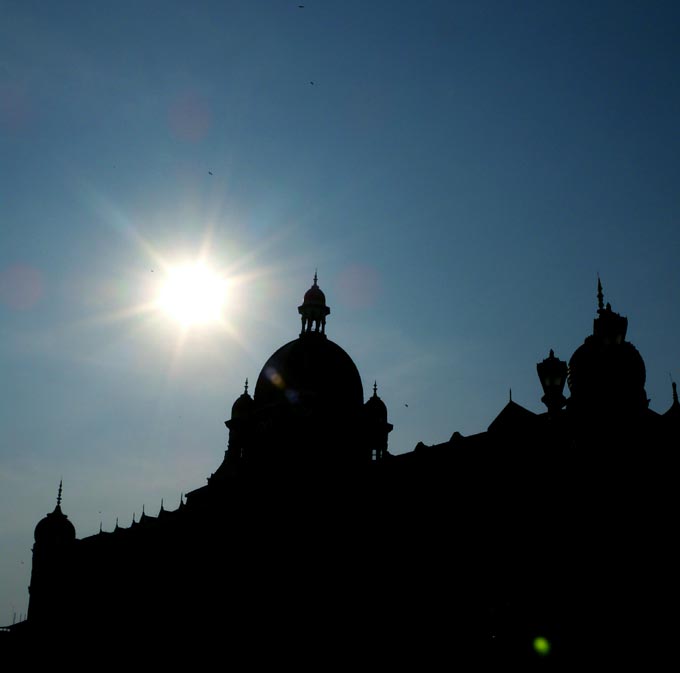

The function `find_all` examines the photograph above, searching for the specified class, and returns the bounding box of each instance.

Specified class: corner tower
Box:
[27,482,77,627]
[567,279,648,420]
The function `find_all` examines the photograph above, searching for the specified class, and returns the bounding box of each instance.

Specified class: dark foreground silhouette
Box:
[4,277,677,667]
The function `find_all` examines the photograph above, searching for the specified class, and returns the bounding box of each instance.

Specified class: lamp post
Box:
[537,349,568,416]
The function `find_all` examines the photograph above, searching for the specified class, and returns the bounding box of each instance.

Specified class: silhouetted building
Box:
[5,277,677,666]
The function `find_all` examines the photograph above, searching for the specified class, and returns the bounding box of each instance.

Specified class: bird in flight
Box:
[208,171,213,175]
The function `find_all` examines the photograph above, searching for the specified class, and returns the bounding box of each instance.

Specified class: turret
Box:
[364,382,393,461]
[27,481,77,627]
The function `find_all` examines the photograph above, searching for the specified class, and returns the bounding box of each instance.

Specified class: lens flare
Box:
[533,636,551,656]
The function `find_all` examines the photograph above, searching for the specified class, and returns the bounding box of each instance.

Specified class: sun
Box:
[157,263,228,326]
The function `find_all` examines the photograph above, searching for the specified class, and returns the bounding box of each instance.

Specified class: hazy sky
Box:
[2,0,680,625]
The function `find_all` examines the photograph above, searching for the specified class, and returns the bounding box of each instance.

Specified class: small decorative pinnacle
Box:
[597,276,604,311]
[56,479,63,507]
[99,522,103,533]
[673,381,678,405]
[313,269,318,286]
[160,498,164,511]
[509,388,512,402]
[373,381,378,396]
[549,349,554,358]
[115,517,119,528]
[244,378,249,394]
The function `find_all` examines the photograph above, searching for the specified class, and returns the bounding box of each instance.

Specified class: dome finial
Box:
[57,479,63,507]
[244,378,249,394]
[597,275,604,311]
[298,273,330,335]
[373,380,378,397]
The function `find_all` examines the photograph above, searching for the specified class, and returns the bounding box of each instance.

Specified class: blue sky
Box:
[2,0,680,625]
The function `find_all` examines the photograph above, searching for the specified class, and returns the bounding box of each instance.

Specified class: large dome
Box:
[254,333,364,412]
[568,335,647,412]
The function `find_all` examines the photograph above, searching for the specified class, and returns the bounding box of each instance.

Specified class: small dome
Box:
[34,504,76,545]
[231,380,254,419]
[303,284,326,306]
[301,271,327,306]
[365,383,388,422]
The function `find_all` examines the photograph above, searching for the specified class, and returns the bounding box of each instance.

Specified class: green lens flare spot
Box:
[533,636,551,656]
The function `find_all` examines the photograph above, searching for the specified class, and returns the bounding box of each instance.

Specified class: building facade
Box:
[6,277,678,665]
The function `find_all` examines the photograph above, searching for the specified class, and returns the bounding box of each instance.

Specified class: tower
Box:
[567,279,648,420]
[27,482,76,626]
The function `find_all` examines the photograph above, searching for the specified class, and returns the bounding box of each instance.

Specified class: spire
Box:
[597,275,604,312]
[373,381,378,397]
[314,269,318,286]
[56,479,63,507]
[592,279,628,344]
[663,375,680,419]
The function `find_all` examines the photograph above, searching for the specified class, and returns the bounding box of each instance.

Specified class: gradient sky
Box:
[2,0,680,625]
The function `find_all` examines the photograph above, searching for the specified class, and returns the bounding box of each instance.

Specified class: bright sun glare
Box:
[157,263,228,326]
